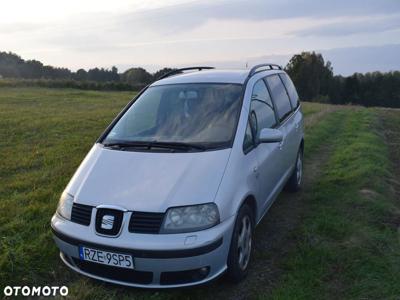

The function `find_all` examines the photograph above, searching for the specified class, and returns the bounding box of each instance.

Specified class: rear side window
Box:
[265,75,292,121]
[279,73,299,108]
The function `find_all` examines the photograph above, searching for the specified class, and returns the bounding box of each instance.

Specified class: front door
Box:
[249,79,283,214]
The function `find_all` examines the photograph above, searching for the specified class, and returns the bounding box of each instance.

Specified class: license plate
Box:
[79,246,134,269]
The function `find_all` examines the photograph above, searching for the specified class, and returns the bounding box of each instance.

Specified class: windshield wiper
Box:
[103,141,150,148]
[150,141,206,151]
[103,141,206,151]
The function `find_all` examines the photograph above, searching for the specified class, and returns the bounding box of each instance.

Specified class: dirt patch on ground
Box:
[359,189,380,199]
[303,104,356,131]
[304,106,339,130]
[377,109,400,200]
[376,109,400,236]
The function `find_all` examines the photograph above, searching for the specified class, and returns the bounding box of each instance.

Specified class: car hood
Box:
[65,144,231,212]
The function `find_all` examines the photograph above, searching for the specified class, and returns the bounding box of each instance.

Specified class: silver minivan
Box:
[51,64,304,288]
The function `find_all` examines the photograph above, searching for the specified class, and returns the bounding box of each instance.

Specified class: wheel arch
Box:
[239,194,257,222]
[300,138,304,152]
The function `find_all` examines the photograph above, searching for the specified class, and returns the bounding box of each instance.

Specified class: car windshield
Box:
[102,83,243,149]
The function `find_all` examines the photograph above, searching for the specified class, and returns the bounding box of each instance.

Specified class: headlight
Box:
[56,192,74,220]
[161,203,220,233]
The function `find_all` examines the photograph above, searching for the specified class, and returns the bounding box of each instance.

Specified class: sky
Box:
[1,0,400,75]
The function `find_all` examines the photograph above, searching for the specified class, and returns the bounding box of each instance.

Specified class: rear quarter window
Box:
[279,73,300,109]
[265,75,292,121]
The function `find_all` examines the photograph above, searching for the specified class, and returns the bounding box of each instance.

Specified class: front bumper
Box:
[51,213,235,288]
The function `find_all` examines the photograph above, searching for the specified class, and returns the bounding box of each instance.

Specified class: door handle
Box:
[253,166,259,178]
[295,122,299,130]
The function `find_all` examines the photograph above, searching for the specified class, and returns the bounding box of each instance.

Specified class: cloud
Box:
[117,0,400,34]
[0,22,44,34]
[190,44,400,76]
[292,15,400,37]
[2,0,400,74]
[320,43,400,75]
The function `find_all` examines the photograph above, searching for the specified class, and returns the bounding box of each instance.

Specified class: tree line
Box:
[1,51,399,108]
[285,52,400,108]
[0,52,174,90]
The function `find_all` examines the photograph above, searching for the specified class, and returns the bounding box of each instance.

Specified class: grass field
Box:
[1,87,400,299]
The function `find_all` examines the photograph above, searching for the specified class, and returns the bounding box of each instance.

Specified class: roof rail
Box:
[157,66,215,80]
[249,63,282,77]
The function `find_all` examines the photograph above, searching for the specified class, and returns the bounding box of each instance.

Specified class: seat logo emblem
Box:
[101,215,115,230]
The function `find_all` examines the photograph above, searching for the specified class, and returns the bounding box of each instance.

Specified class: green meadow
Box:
[1,87,399,299]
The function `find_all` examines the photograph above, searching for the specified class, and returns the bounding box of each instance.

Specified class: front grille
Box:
[129,212,164,234]
[71,203,93,226]
[72,258,153,285]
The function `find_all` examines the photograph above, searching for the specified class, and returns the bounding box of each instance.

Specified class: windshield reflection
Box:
[104,83,243,149]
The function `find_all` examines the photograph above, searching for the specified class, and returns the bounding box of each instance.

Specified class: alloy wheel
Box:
[237,215,252,271]
[296,151,303,185]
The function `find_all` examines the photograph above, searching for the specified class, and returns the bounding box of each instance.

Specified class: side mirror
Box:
[259,128,283,143]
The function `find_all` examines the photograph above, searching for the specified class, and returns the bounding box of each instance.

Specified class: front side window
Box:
[265,75,292,121]
[103,83,243,149]
[250,80,277,140]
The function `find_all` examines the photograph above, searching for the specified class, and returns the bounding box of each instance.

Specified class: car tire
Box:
[227,204,254,283]
[285,147,303,192]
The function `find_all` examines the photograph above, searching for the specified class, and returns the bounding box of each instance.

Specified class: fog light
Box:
[160,266,210,285]
[199,267,209,275]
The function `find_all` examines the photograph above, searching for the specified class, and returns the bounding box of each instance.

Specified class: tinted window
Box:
[279,73,299,108]
[265,75,292,121]
[250,80,277,140]
[104,83,243,148]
